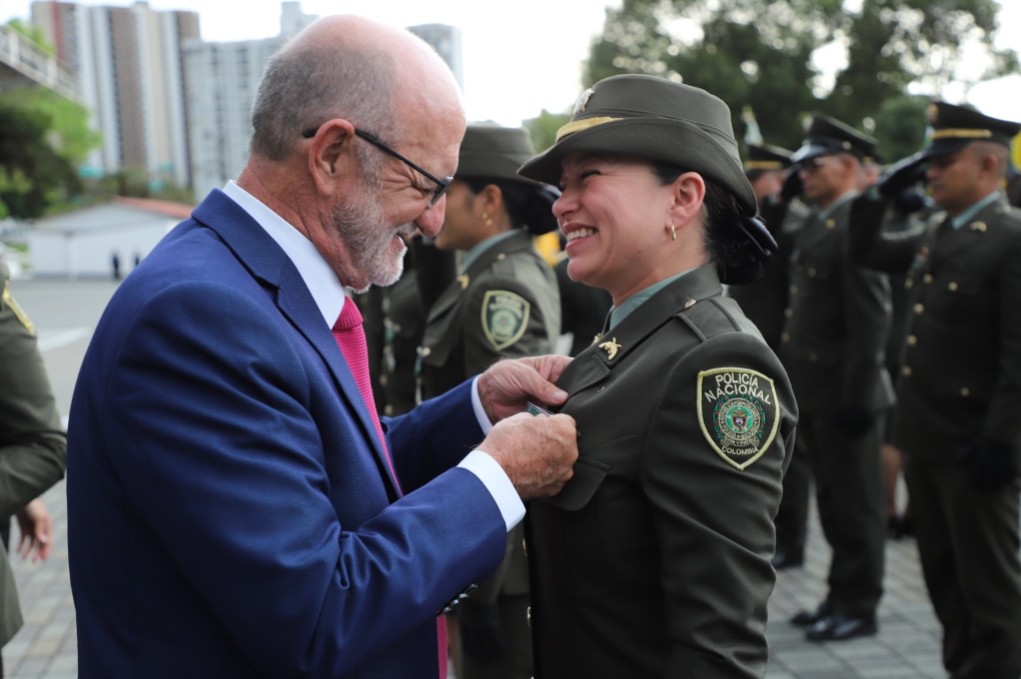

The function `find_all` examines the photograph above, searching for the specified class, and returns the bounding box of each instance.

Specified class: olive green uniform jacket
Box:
[528,264,798,679]
[0,263,67,646]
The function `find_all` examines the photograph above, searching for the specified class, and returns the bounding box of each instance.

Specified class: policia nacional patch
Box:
[481,290,531,351]
[696,367,780,471]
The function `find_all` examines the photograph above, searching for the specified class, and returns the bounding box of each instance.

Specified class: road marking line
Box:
[38,327,92,352]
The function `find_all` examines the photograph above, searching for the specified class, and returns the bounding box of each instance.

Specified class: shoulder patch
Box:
[696,367,780,471]
[481,290,531,350]
[2,281,34,334]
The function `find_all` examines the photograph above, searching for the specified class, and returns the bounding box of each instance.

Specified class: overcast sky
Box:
[0,0,1018,126]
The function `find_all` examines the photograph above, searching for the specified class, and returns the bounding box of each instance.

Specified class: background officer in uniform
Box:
[783,113,894,641]
[0,262,68,676]
[731,144,812,569]
[418,123,561,679]
[518,74,797,679]
[850,102,1021,679]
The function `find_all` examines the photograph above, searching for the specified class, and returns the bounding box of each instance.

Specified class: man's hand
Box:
[956,436,1020,492]
[477,355,571,423]
[481,412,578,501]
[877,152,926,198]
[16,499,52,562]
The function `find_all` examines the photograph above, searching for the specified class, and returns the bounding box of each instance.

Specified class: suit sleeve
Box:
[461,276,554,377]
[840,235,893,410]
[848,194,926,273]
[0,281,66,521]
[983,232,1021,445]
[641,332,797,679]
[105,282,506,677]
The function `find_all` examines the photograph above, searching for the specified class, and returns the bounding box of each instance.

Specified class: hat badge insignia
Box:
[927,104,938,125]
[574,88,595,116]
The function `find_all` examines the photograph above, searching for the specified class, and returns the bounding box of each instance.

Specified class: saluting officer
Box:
[517,74,797,679]
[418,123,561,679]
[730,143,813,570]
[783,113,894,641]
[850,102,1021,679]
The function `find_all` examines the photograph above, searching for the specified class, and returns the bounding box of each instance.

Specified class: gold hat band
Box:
[930,128,993,140]
[555,117,622,143]
[744,161,783,170]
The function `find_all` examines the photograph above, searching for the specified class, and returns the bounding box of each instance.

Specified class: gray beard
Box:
[331,187,414,292]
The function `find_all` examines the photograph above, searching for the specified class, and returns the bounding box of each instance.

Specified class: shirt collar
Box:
[460,230,520,274]
[817,188,860,221]
[223,181,346,328]
[608,268,695,331]
[951,190,1002,230]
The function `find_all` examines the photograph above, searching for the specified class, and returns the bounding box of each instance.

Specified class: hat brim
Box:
[919,138,974,160]
[457,155,541,185]
[790,142,834,164]
[517,117,757,216]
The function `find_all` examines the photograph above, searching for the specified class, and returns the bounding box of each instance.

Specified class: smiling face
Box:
[553,153,697,299]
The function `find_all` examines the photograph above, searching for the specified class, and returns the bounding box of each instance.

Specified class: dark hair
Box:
[649,161,743,271]
[463,176,559,235]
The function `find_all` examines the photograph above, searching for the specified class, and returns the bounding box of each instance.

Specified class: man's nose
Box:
[415,196,446,238]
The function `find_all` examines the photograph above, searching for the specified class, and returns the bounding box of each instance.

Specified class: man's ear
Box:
[307,119,358,197]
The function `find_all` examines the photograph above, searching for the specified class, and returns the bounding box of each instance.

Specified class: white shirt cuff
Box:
[457,450,525,531]
[470,376,493,434]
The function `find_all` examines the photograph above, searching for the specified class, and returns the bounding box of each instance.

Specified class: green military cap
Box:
[517,74,757,217]
[457,123,539,183]
[791,113,878,164]
[744,144,793,177]
[920,101,1021,159]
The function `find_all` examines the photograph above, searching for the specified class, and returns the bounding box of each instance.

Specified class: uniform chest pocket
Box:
[927,275,984,317]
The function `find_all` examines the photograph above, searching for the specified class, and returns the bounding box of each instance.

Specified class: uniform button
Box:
[790,285,798,294]
[393,323,401,332]
[905,279,913,289]
[784,308,793,318]
[948,281,958,291]
[384,404,393,416]
[923,274,933,284]
[826,219,836,228]
[907,335,917,346]
[421,347,431,357]
[902,366,912,377]
[809,353,818,362]
[808,268,817,277]
[782,333,790,343]
[497,253,507,260]
[914,303,924,315]
[960,387,970,397]
[522,539,528,557]
[380,375,388,386]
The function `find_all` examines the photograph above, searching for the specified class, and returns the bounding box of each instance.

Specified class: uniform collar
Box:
[816,188,859,221]
[950,190,1002,229]
[608,268,696,331]
[223,180,346,328]
[459,229,520,274]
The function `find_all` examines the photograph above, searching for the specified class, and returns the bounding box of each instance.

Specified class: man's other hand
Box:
[482,412,578,501]
[477,355,571,423]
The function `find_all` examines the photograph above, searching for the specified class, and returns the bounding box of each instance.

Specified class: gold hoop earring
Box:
[670,224,677,241]
[482,212,493,227]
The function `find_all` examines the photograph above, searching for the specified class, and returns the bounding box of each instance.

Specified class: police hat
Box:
[744,144,793,178]
[920,101,1021,160]
[517,74,757,217]
[457,123,540,183]
[791,113,878,164]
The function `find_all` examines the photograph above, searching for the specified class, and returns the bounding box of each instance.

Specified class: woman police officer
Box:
[416,123,561,679]
[516,74,799,678]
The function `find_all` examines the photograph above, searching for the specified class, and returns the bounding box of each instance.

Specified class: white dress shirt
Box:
[222,181,525,531]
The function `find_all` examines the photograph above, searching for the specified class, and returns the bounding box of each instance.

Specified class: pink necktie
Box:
[333,299,447,678]
[332,299,402,496]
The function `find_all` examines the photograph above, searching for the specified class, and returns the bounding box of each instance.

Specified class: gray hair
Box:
[250,38,399,162]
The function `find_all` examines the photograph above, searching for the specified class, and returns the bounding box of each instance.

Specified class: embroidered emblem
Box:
[574,88,595,115]
[697,367,780,471]
[591,333,602,346]
[598,337,621,360]
[481,290,530,350]
[1,281,34,334]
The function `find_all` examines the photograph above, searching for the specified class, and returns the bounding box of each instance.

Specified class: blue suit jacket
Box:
[67,189,507,678]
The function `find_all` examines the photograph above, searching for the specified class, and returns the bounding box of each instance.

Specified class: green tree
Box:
[524,109,573,153]
[871,95,929,162]
[0,105,81,219]
[0,86,99,166]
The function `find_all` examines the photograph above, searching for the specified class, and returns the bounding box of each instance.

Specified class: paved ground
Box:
[1,277,952,678]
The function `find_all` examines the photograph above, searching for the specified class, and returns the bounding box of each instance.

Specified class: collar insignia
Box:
[598,337,622,360]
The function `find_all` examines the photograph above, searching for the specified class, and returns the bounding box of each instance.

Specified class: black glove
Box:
[877,152,927,198]
[893,186,932,215]
[459,600,507,663]
[780,169,803,202]
[956,436,1020,492]
[834,406,876,437]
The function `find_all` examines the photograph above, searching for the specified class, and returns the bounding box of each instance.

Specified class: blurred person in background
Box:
[0,261,68,678]
[417,123,561,679]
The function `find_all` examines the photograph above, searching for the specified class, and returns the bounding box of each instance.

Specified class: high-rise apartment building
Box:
[32,1,198,187]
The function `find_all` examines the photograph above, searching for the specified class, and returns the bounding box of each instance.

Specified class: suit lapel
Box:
[192,190,401,498]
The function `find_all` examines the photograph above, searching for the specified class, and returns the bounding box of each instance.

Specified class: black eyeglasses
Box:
[302,125,452,205]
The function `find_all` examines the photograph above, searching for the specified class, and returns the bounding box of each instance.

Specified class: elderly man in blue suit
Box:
[67,16,578,679]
